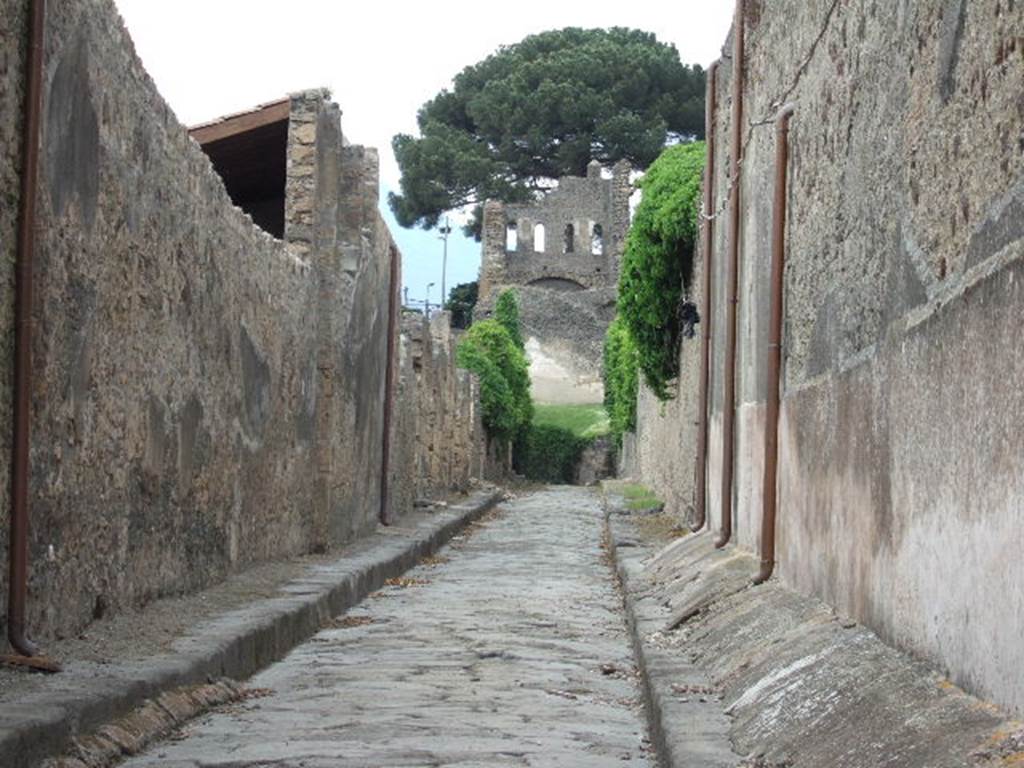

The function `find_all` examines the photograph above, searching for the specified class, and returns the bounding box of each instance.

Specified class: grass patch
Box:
[620,483,663,510]
[532,403,611,439]
[621,484,652,499]
[626,496,663,511]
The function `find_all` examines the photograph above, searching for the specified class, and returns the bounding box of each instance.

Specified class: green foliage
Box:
[514,425,589,484]
[627,493,664,511]
[618,141,706,400]
[390,28,706,238]
[494,289,524,350]
[456,319,532,441]
[532,404,610,439]
[620,483,664,511]
[603,315,640,443]
[621,483,653,499]
[445,281,478,329]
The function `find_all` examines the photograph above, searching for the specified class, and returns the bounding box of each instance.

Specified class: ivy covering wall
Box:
[616,141,706,400]
[603,315,639,443]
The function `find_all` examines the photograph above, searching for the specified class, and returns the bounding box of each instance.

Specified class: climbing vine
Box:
[617,141,705,400]
[602,315,639,444]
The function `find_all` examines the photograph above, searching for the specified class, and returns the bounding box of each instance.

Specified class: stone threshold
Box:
[603,488,1022,768]
[0,487,504,768]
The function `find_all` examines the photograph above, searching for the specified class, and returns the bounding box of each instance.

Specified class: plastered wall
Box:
[631,0,1024,714]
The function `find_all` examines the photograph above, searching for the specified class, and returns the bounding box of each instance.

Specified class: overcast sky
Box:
[112,0,734,305]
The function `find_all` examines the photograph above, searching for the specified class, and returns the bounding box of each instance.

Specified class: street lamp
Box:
[438,217,452,309]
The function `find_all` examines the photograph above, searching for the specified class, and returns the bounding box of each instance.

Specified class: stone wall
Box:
[630,0,1024,715]
[0,0,484,644]
[478,162,630,404]
[397,313,486,503]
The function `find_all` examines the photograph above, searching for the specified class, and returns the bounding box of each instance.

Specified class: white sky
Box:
[112,0,734,303]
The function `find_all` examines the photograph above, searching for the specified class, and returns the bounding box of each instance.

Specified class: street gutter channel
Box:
[604,494,742,768]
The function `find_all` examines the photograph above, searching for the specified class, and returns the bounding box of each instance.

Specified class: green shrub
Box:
[456,318,532,441]
[603,315,639,443]
[617,141,706,400]
[494,289,524,350]
[514,424,588,484]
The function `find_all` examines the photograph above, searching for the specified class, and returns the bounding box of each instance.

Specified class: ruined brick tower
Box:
[478,160,632,404]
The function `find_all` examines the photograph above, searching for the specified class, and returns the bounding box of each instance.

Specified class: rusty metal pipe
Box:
[8,0,46,658]
[692,61,720,533]
[754,104,795,585]
[717,0,745,550]
[379,246,401,525]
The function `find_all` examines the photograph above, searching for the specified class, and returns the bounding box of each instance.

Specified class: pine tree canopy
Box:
[389,27,705,238]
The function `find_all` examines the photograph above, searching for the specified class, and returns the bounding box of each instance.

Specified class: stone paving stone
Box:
[121,487,653,767]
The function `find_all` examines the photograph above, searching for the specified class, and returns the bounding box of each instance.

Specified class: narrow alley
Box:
[4,2,1024,766]
[118,488,652,767]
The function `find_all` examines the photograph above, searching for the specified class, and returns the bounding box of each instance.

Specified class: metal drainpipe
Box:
[717,0,745,550]
[692,61,720,533]
[379,246,400,525]
[754,104,795,585]
[8,0,46,658]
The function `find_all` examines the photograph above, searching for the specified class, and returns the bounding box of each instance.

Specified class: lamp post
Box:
[438,216,452,310]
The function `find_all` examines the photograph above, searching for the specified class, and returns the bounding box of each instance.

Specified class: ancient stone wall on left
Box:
[0,0,481,644]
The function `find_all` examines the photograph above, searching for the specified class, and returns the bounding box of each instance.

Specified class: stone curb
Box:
[604,508,740,768]
[1,488,504,768]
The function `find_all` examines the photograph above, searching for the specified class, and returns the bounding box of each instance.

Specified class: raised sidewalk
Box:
[604,486,1023,768]
[1,487,503,768]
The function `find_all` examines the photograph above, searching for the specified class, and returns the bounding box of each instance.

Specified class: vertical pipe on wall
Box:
[754,104,795,585]
[692,61,720,533]
[379,246,401,525]
[717,0,746,549]
[8,0,46,658]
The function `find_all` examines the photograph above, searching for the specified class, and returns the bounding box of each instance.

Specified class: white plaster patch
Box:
[727,647,834,714]
[525,336,603,405]
[889,498,1024,716]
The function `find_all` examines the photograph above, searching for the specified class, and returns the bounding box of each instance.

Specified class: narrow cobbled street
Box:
[120,487,652,767]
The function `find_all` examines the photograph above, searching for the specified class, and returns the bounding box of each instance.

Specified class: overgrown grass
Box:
[532,403,611,439]
[620,483,663,510]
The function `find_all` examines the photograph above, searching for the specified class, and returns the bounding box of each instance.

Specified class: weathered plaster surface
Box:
[610,513,1023,768]
[631,0,1024,713]
[778,255,1024,714]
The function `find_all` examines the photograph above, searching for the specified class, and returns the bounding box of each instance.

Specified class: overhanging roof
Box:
[189,98,290,238]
